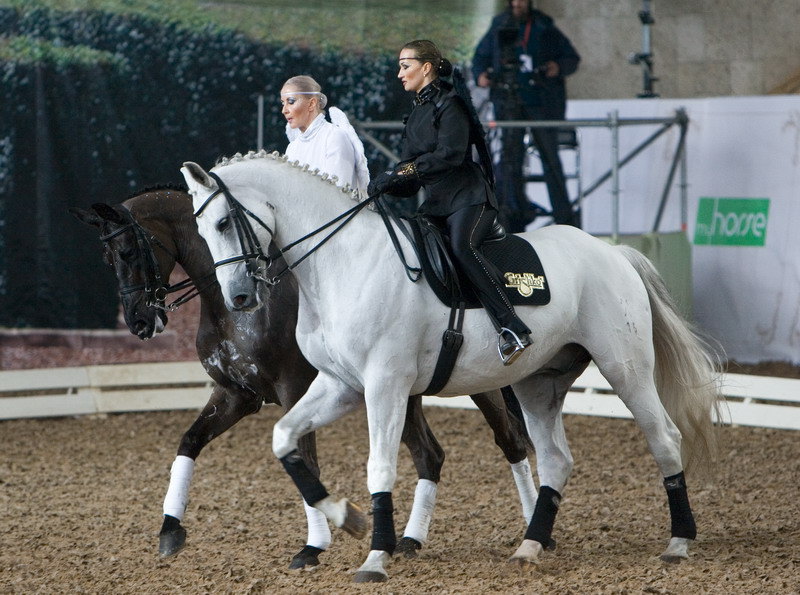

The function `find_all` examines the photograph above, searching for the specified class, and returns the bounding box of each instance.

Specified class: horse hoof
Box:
[288,545,323,570]
[659,537,691,563]
[509,556,538,570]
[354,570,388,583]
[508,538,542,568]
[354,550,391,582]
[341,500,368,539]
[395,536,422,558]
[544,537,557,551]
[158,526,187,558]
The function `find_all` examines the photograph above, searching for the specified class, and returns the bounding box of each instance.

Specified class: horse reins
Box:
[99,207,214,311]
[194,171,376,286]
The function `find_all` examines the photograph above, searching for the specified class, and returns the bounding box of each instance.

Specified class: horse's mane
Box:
[214,149,365,204]
[126,183,188,200]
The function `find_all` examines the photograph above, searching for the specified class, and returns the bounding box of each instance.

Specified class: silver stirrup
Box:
[498,327,528,366]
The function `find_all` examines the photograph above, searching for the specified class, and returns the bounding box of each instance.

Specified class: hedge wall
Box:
[0,7,410,328]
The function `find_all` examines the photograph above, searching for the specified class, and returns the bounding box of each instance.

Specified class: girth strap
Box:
[373,198,467,395]
[419,300,466,396]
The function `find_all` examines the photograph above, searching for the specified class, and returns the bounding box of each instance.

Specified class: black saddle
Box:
[408,216,551,308]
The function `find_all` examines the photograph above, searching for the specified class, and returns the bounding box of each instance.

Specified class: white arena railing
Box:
[1,362,799,431]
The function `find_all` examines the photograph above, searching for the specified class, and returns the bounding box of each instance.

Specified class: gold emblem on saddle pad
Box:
[504,272,546,297]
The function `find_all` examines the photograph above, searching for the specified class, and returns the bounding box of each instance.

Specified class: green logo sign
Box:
[694,198,770,246]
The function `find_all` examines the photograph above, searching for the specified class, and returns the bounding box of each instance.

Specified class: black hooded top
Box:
[400,79,497,217]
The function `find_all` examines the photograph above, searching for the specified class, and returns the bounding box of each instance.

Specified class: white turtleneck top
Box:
[284,110,369,196]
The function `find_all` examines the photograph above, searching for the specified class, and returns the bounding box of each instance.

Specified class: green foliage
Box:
[0,5,413,327]
[0,34,125,67]
[0,0,494,327]
[0,0,486,60]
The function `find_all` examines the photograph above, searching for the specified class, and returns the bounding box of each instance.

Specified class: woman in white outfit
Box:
[278,75,371,559]
[281,75,369,196]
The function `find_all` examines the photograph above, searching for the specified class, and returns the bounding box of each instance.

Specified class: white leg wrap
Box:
[162,455,195,520]
[303,499,332,550]
[402,479,437,544]
[511,458,538,523]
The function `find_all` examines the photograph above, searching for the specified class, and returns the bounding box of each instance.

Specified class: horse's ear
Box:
[181,161,214,189]
[91,202,126,224]
[69,206,103,228]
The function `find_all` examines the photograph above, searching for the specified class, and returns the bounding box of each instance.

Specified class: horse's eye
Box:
[216,216,230,232]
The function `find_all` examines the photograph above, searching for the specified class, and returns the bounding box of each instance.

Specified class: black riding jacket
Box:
[401,80,497,217]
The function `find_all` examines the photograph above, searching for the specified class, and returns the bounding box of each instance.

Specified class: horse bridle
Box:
[99,206,207,311]
[193,171,376,286]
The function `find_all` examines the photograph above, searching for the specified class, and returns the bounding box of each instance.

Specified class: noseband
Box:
[193,171,375,286]
[193,171,277,283]
[99,207,201,311]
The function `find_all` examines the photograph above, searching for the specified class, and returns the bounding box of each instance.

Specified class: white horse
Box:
[181,151,720,583]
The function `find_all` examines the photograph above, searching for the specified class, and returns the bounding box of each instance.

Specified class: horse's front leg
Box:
[160,382,261,557]
[394,395,444,558]
[272,373,368,539]
[276,370,333,570]
[353,382,411,583]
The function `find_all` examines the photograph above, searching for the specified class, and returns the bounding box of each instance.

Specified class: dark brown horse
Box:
[71,187,536,568]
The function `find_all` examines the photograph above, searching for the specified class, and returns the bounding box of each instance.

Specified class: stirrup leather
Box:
[498,328,530,366]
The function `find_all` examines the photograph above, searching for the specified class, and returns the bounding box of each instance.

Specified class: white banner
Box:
[562,95,800,365]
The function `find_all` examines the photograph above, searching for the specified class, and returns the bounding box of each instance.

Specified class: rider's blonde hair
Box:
[281,75,328,110]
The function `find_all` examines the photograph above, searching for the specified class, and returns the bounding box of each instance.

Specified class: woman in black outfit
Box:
[368,39,532,365]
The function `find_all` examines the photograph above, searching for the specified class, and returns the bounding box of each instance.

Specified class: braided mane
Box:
[214,149,364,204]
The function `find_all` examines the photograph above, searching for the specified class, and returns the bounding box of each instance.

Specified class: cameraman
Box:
[472,0,581,230]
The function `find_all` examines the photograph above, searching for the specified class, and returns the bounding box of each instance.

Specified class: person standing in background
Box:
[472,0,581,231]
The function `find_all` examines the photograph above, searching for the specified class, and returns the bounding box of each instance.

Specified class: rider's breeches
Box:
[435,204,531,336]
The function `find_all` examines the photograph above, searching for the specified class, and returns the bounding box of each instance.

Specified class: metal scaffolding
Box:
[255,95,688,241]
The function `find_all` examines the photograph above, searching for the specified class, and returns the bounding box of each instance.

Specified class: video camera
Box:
[494,26,548,92]
[496,26,520,92]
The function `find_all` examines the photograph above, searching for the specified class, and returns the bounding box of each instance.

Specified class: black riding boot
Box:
[437,205,532,364]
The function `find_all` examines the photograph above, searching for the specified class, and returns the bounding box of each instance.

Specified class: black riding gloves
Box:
[367,160,422,198]
[368,170,393,196]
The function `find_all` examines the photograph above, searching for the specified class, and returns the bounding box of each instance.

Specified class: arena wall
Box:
[565,94,800,365]
[2,361,799,430]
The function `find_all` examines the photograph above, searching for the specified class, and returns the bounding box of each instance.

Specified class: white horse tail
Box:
[616,245,723,476]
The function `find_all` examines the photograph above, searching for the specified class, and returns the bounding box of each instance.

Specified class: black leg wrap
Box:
[664,471,697,540]
[524,485,561,546]
[370,492,396,554]
[279,450,329,506]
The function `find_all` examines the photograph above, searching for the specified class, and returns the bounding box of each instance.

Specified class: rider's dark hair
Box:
[401,39,453,77]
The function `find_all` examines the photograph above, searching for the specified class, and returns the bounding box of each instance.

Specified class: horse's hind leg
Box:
[394,395,445,557]
[594,354,696,562]
[508,346,591,566]
[469,388,538,525]
[160,383,262,558]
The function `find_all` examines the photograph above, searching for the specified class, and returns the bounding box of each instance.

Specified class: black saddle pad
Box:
[408,217,551,309]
